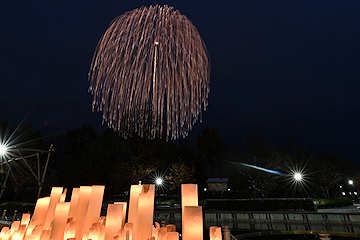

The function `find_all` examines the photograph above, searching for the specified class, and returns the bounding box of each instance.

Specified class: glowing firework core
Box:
[88,5,210,140]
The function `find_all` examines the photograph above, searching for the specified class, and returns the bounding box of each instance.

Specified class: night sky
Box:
[1,1,360,163]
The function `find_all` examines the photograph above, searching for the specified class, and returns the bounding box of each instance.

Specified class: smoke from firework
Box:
[88,5,210,140]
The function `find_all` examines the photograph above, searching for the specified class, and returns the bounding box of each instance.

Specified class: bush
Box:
[313,197,352,209]
[0,202,35,214]
[206,198,316,211]
[157,199,178,206]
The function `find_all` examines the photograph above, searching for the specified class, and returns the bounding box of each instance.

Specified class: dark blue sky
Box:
[1,1,360,162]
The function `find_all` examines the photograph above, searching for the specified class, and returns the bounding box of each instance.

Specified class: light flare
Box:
[238,162,284,175]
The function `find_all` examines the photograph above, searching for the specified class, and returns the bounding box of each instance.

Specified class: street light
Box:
[0,144,6,155]
[294,172,302,181]
[349,180,354,185]
[155,178,163,186]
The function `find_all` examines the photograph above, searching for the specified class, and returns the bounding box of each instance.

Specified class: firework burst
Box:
[89,5,210,140]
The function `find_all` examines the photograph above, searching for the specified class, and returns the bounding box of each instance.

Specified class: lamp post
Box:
[0,144,54,200]
[0,144,11,200]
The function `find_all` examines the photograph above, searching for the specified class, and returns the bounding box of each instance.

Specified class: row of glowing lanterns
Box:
[0,184,222,240]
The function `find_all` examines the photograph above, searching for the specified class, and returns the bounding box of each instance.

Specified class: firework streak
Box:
[89,5,210,140]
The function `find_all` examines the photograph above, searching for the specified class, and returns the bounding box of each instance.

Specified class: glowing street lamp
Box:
[0,144,6,155]
[155,178,163,186]
[294,172,302,181]
[349,180,354,185]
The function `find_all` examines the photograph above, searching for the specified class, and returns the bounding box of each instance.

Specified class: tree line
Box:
[0,121,359,202]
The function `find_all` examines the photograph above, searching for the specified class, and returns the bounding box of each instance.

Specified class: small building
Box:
[206,178,229,192]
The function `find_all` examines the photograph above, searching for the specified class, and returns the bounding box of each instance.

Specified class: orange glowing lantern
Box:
[20,213,31,226]
[166,232,179,240]
[68,188,80,219]
[124,223,133,240]
[83,186,105,236]
[104,203,124,240]
[157,227,167,240]
[2,182,210,240]
[114,202,127,229]
[44,187,64,230]
[209,227,222,240]
[49,202,70,240]
[181,184,198,240]
[128,185,142,240]
[183,206,203,240]
[137,185,155,240]
[166,225,176,233]
[74,186,92,240]
[60,188,67,203]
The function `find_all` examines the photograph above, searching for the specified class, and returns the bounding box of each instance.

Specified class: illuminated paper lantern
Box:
[74,186,92,240]
[49,202,70,240]
[64,221,77,240]
[88,222,101,240]
[40,229,51,240]
[21,213,31,226]
[157,227,167,240]
[128,185,142,240]
[0,227,9,239]
[2,228,10,240]
[114,202,127,229]
[137,185,155,240]
[104,204,124,240]
[44,187,63,230]
[10,221,20,237]
[124,223,133,240]
[29,197,50,234]
[209,227,222,240]
[83,186,105,236]
[166,225,175,233]
[166,232,179,240]
[181,184,198,240]
[68,188,80,219]
[60,189,67,203]
[12,224,27,240]
[183,206,203,240]
[2,183,207,240]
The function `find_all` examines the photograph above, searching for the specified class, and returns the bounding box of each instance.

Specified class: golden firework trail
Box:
[89,5,210,139]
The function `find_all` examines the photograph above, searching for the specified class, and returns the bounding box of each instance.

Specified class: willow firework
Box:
[89,5,210,139]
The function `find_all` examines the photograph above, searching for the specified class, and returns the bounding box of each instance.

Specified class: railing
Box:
[154,209,360,235]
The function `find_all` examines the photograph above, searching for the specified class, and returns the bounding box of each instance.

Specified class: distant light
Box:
[349,192,352,195]
[155,178,163,185]
[154,41,159,45]
[349,180,354,185]
[0,145,6,155]
[340,185,342,188]
[294,173,302,181]
[342,192,346,196]
[228,188,230,191]
[354,192,358,195]
[204,188,207,191]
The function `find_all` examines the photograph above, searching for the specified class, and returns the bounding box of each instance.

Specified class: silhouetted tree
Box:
[195,127,225,186]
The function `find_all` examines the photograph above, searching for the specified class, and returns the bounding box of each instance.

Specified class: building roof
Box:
[206,178,229,183]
